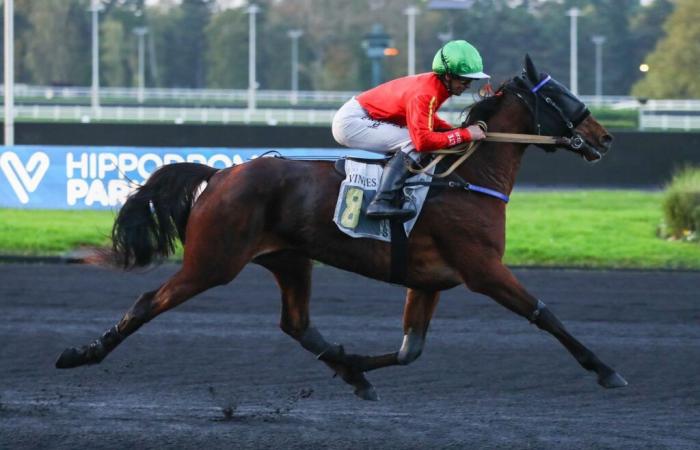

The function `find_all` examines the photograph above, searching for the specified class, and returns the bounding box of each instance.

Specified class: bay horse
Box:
[56,56,627,400]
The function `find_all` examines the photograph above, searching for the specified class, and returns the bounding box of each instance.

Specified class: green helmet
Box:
[432,40,490,79]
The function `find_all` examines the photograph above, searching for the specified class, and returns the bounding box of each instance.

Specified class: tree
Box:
[151,0,212,88]
[446,0,564,86]
[262,0,369,90]
[632,0,698,98]
[204,8,248,88]
[101,18,130,87]
[629,0,673,59]
[0,0,34,83]
[562,0,636,96]
[0,0,680,96]
[98,0,151,87]
[19,0,90,85]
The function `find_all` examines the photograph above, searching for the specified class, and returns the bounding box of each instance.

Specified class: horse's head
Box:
[507,55,613,162]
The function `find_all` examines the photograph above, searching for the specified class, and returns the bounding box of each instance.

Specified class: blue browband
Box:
[531,75,552,93]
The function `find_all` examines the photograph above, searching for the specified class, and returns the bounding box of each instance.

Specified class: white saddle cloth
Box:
[332,159,434,242]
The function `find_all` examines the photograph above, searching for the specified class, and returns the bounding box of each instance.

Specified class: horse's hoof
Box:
[354,385,379,401]
[55,347,89,369]
[598,371,628,388]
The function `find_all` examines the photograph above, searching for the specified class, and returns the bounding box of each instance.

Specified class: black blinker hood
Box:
[506,54,590,141]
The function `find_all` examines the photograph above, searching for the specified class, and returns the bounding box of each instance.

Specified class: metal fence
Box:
[7,84,635,107]
[10,104,338,126]
[9,85,358,105]
[2,85,700,130]
[638,99,700,131]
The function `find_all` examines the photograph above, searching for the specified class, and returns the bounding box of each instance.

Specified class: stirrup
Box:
[366,200,416,221]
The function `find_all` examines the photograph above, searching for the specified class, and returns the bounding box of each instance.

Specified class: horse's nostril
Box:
[601,135,613,150]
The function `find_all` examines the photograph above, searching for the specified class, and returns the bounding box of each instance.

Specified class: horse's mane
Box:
[462,81,511,126]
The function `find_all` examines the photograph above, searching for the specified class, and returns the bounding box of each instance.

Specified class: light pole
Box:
[566,7,581,95]
[591,35,606,102]
[90,0,103,115]
[288,29,303,105]
[133,27,148,104]
[4,0,14,146]
[247,4,260,111]
[362,23,391,87]
[404,6,419,76]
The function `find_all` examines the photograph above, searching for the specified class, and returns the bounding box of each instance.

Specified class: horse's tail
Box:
[100,162,219,270]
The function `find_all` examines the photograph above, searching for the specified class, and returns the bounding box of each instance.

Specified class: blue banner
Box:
[0,145,381,209]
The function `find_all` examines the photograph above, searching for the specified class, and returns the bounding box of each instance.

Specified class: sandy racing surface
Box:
[1,263,699,449]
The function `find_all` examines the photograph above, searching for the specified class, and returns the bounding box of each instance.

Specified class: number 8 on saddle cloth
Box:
[332,158,435,242]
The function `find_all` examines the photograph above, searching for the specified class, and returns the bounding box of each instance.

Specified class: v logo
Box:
[0,151,50,204]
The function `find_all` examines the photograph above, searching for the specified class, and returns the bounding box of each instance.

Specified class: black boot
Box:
[366,151,416,221]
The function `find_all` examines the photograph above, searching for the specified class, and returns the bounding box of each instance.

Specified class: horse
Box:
[56,55,626,400]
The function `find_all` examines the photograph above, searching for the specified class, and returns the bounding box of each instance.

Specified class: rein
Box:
[408,122,578,179]
[410,70,593,179]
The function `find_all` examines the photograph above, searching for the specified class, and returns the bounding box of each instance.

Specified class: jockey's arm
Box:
[432,114,454,132]
[405,94,475,152]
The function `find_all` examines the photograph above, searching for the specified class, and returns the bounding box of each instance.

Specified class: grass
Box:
[0,209,115,254]
[1,190,698,269]
[505,190,699,269]
[589,107,638,130]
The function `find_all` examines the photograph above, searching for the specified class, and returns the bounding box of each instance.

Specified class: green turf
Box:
[1,190,698,269]
[505,190,699,269]
[0,209,115,254]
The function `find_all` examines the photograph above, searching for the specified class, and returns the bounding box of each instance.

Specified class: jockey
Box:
[332,40,490,221]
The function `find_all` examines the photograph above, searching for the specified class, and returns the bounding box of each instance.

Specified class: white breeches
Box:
[332,97,415,155]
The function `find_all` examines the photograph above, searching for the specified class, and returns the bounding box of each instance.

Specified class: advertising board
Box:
[0,146,377,209]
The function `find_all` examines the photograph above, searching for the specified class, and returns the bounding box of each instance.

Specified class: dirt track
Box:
[1,263,699,449]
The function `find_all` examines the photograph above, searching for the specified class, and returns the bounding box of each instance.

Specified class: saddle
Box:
[332,156,436,284]
[333,155,389,177]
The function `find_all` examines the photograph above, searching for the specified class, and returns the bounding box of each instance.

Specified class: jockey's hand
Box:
[465,124,486,141]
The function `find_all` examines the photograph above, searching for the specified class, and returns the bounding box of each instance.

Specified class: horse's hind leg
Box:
[56,241,250,369]
[339,288,440,373]
[460,257,627,388]
[56,268,220,368]
[396,289,440,365]
[257,252,379,401]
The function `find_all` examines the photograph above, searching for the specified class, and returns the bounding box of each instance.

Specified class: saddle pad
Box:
[332,158,434,242]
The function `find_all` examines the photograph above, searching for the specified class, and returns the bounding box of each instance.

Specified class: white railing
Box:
[0,104,477,126]
[7,104,339,126]
[5,84,638,108]
[638,99,700,131]
[3,85,700,130]
[639,114,700,131]
[8,84,357,105]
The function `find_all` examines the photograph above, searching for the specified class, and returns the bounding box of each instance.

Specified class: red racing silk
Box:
[356,72,473,152]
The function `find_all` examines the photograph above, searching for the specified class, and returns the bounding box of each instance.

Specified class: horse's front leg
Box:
[458,255,627,388]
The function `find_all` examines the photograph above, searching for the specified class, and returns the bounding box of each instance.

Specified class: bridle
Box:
[504,73,591,153]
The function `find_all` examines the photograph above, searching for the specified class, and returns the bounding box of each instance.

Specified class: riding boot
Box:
[366,151,416,221]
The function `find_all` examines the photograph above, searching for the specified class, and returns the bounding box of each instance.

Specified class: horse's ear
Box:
[524,54,538,83]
